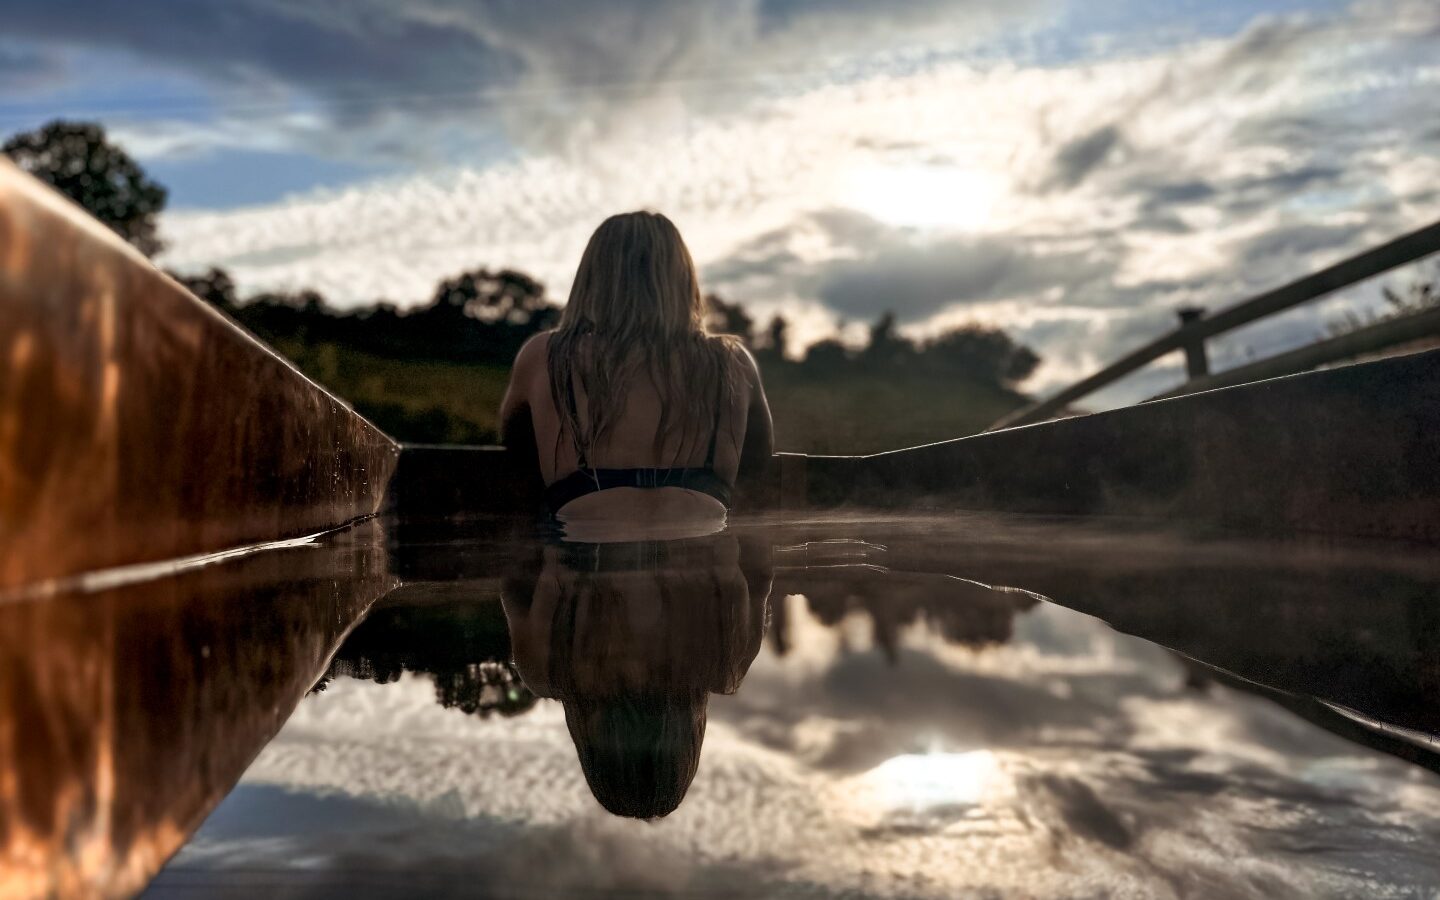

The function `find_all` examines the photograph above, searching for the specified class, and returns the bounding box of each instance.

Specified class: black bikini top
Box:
[543,376,732,514]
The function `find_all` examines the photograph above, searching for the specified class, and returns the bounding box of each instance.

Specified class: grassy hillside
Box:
[763,365,1027,455]
[277,341,1027,454]
[274,340,509,445]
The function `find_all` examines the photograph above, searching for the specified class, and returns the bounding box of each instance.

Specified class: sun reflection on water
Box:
[861,749,1005,811]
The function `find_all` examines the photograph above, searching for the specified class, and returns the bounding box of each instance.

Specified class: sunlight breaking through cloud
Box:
[7,0,1427,407]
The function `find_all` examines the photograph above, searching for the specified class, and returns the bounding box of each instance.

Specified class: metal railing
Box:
[988,219,1440,431]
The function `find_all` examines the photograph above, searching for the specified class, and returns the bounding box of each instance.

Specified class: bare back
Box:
[500,331,773,529]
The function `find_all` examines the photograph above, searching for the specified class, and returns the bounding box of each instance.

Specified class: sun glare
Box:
[842,164,1003,231]
[862,750,1004,810]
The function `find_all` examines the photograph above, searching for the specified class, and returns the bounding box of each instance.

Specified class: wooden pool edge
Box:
[0,161,400,591]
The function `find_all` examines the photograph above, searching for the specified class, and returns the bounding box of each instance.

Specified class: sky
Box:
[2,0,1438,405]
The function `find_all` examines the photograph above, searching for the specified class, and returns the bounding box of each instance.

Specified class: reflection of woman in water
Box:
[502,533,772,818]
[499,211,773,537]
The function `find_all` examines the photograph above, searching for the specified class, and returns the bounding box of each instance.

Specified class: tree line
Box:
[175,264,1039,386]
[4,118,1041,388]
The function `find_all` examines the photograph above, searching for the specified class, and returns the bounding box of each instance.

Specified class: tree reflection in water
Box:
[321,532,1042,717]
[770,567,1038,662]
[318,593,538,718]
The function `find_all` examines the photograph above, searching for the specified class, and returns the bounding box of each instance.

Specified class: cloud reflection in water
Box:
[153,536,1440,898]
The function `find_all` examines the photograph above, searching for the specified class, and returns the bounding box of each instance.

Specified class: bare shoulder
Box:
[724,338,764,387]
[501,331,553,417]
[512,330,555,380]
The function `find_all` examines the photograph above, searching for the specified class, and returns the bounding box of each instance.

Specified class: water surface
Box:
[7,512,1440,898]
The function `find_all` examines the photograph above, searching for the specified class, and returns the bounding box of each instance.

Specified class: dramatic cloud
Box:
[1045,124,1124,191]
[8,0,1436,408]
[707,208,1110,324]
[2,0,1053,159]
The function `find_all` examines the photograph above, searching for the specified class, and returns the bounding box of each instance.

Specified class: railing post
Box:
[1177,306,1210,379]
[987,220,1440,431]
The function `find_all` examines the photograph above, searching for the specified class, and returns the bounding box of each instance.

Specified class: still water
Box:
[6,512,1440,898]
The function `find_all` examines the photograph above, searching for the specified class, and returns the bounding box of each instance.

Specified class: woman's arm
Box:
[499,334,542,445]
[499,333,548,493]
[499,381,531,454]
[736,345,774,484]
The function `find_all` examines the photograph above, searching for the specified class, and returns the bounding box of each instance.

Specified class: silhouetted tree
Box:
[769,572,1038,664]
[170,267,238,311]
[860,311,918,370]
[705,294,755,344]
[3,120,166,256]
[410,267,559,362]
[759,314,790,360]
[1,121,1047,450]
[356,300,403,328]
[921,324,1040,386]
[802,337,852,371]
[787,310,1039,388]
[431,268,550,324]
[322,598,537,718]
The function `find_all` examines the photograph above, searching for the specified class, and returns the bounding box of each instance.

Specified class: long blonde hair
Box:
[548,211,739,465]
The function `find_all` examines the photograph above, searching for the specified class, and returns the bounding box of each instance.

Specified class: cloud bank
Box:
[136,1,1440,403]
[6,0,1436,405]
[3,0,1053,159]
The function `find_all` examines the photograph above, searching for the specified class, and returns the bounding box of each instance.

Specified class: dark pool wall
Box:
[392,350,1440,544]
[0,162,400,591]
[794,348,1440,543]
[387,443,539,518]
